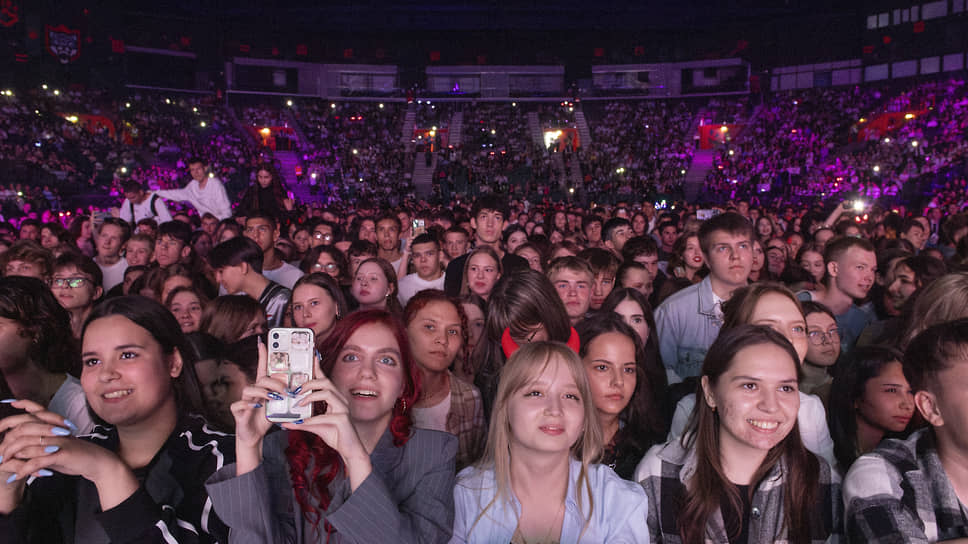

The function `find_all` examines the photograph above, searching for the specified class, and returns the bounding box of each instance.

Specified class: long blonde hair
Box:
[471,341,603,535]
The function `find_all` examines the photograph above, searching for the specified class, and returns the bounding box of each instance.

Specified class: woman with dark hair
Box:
[460,247,503,301]
[665,233,706,284]
[237,162,293,219]
[599,287,669,422]
[0,276,90,433]
[828,346,913,472]
[457,294,486,380]
[404,290,485,470]
[577,313,665,479]
[39,222,74,253]
[0,295,233,542]
[165,285,209,334]
[471,269,573,419]
[502,225,528,255]
[300,244,349,285]
[637,325,842,543]
[290,272,348,346]
[206,310,457,543]
[68,215,94,257]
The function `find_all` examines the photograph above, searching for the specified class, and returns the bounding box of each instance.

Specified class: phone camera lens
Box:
[272,332,280,339]
[272,342,279,349]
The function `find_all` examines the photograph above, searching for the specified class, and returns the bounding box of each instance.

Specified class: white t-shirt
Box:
[412,392,451,433]
[97,257,128,292]
[397,273,446,307]
[263,261,304,290]
[119,194,173,225]
[154,177,232,220]
[48,374,95,435]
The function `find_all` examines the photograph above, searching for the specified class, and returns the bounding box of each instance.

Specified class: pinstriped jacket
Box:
[206,427,457,543]
[0,414,234,544]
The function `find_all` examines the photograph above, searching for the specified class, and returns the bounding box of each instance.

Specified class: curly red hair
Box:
[286,309,421,532]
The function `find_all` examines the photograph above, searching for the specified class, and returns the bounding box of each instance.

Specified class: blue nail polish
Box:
[36,469,53,477]
[0,399,16,404]
[51,427,71,436]
[293,419,304,424]
[5,474,17,484]
[63,419,78,433]
[44,446,59,454]
[0,455,4,463]
[291,385,303,396]
[251,403,262,409]
[266,392,284,401]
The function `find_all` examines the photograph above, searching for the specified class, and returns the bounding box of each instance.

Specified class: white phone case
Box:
[266,328,314,423]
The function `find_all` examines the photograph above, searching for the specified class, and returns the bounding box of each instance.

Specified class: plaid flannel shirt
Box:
[446,372,486,471]
[844,428,968,543]
[636,440,842,543]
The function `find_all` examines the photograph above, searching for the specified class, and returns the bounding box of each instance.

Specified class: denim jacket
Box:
[655,276,722,382]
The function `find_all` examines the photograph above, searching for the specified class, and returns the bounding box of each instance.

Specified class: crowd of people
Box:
[4,75,968,542]
[0,145,966,542]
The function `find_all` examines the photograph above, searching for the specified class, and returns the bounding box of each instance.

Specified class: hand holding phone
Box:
[266,328,315,423]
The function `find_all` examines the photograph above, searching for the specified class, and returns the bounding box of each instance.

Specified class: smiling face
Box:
[96,223,124,259]
[351,261,391,309]
[51,266,100,312]
[329,321,406,429]
[701,342,800,460]
[507,357,585,457]
[291,283,338,341]
[406,300,463,373]
[80,315,181,429]
[582,332,636,422]
[466,253,500,299]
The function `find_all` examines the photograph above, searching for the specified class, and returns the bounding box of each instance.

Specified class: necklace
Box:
[512,499,565,544]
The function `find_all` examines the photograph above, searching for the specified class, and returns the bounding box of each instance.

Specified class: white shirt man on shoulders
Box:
[154,158,232,220]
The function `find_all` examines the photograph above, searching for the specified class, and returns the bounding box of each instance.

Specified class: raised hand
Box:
[231,338,285,475]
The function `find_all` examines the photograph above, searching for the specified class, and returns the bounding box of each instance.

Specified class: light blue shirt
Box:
[655,275,723,382]
[450,458,650,544]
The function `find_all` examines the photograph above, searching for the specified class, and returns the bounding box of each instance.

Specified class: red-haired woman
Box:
[206,309,457,543]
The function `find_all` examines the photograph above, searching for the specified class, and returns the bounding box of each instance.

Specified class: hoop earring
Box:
[400,398,407,412]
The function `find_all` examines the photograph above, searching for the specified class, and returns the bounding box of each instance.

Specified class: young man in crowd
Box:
[547,256,593,325]
[243,214,303,289]
[845,319,968,542]
[798,236,877,359]
[17,219,40,242]
[154,221,194,269]
[656,219,679,262]
[123,233,155,268]
[93,218,130,292]
[581,215,604,248]
[444,195,528,297]
[153,157,232,220]
[396,233,445,307]
[602,217,633,256]
[1,241,52,282]
[375,214,404,270]
[119,180,172,226]
[655,212,753,383]
[50,252,103,339]
[622,235,665,304]
[577,248,620,312]
[899,217,928,253]
[208,236,290,328]
[441,226,470,266]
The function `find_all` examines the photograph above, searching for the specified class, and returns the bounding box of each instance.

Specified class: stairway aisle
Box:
[683,149,716,203]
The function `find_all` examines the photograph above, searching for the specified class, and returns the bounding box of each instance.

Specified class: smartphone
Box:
[266,328,315,423]
[412,219,426,237]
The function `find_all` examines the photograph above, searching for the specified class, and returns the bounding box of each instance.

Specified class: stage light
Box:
[432,126,437,131]
[681,169,686,175]
[859,118,866,123]
[66,115,78,123]
[911,141,918,147]
[209,173,214,178]
[125,102,131,108]
[883,137,891,143]
[378,103,384,109]
[512,102,517,107]
[352,149,358,155]
[17,191,22,197]
[165,98,170,104]
[200,121,206,127]
[41,84,48,90]
[873,165,880,173]
[331,103,336,109]
[120,167,127,174]
[53,90,60,96]
[311,172,318,179]
[569,107,574,112]
[569,187,575,194]
[904,113,915,120]
[286,100,293,107]
[490,129,496,135]
[728,150,734,156]
[720,126,728,132]
[260,127,271,136]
